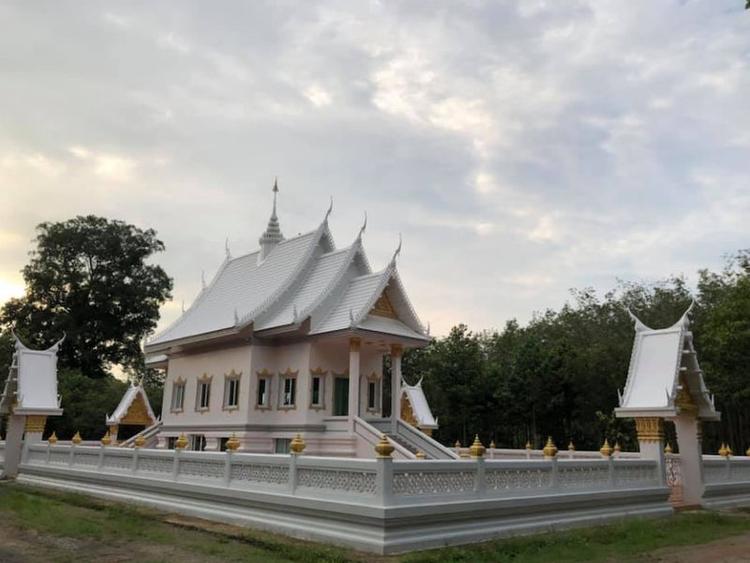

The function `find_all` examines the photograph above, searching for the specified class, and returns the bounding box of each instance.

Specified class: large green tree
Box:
[0,216,172,377]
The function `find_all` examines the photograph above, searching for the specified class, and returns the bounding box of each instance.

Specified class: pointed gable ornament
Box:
[325,196,333,223]
[357,212,367,241]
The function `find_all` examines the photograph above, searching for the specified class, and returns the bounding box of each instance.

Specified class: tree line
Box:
[1,216,748,456]
[402,254,750,455]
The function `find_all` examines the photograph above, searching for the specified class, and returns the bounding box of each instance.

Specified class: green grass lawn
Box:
[1,482,749,562]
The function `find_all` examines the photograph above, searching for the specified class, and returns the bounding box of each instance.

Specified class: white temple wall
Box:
[162,344,252,429]
[249,342,311,427]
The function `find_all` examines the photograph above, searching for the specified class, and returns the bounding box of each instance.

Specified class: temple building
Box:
[144,183,448,458]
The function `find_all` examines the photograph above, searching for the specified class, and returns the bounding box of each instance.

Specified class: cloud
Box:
[0,1,748,337]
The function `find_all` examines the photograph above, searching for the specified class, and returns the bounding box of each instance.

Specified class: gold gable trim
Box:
[370,291,397,319]
[121,393,154,426]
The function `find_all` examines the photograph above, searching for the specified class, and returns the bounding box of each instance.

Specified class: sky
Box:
[0,1,748,337]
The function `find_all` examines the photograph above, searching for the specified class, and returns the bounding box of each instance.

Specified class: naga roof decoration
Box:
[146,184,428,352]
[615,302,720,421]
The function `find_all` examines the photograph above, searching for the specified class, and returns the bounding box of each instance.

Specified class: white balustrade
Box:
[21,442,661,507]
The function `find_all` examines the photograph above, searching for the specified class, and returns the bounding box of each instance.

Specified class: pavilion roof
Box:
[615,303,719,421]
[402,378,438,429]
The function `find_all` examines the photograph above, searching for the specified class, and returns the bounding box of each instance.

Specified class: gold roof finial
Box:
[375,434,394,458]
[469,435,485,458]
[543,436,558,458]
[175,433,188,450]
[226,433,240,452]
[71,431,82,445]
[134,434,146,448]
[664,442,673,454]
[290,433,306,454]
[600,439,613,458]
[100,431,112,447]
[48,431,58,446]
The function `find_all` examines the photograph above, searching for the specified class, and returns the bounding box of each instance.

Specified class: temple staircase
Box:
[118,420,163,448]
[366,418,459,460]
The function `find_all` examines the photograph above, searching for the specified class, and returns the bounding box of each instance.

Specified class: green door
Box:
[334,377,349,416]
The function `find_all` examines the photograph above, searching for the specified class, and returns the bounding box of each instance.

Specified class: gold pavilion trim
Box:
[24,415,47,433]
[635,417,665,443]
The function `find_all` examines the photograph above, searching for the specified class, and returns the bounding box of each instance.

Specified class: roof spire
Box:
[259,177,285,260]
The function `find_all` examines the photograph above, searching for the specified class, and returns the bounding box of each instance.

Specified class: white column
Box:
[635,417,666,486]
[391,344,402,433]
[1,414,26,479]
[348,337,361,430]
[673,414,704,505]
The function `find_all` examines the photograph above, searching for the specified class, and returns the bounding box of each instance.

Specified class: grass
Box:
[2,482,750,562]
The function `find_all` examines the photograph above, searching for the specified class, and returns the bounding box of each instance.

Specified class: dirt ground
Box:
[637,533,750,562]
[0,522,244,563]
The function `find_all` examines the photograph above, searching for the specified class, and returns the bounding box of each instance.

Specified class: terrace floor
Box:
[1,481,749,562]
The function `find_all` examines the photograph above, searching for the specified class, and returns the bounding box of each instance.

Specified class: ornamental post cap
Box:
[614,442,622,453]
[48,431,58,445]
[290,433,306,454]
[543,436,558,458]
[375,434,394,458]
[525,441,532,450]
[101,431,112,447]
[454,440,461,448]
[469,434,485,458]
[226,433,240,451]
[175,433,188,449]
[664,442,673,454]
[568,440,575,451]
[134,434,146,448]
[415,450,426,459]
[72,431,82,445]
[600,438,613,458]
[489,440,496,449]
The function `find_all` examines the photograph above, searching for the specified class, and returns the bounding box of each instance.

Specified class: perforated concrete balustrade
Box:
[21,442,661,505]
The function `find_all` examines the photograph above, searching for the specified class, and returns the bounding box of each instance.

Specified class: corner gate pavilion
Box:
[2,184,750,554]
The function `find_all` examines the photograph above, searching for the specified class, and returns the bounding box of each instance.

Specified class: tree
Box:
[0,216,172,377]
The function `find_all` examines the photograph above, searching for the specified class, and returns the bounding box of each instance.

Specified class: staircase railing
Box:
[363,418,459,459]
[118,420,163,448]
[394,419,459,459]
[353,417,414,459]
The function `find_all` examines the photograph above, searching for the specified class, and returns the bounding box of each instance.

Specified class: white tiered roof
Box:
[146,192,429,352]
[615,304,719,421]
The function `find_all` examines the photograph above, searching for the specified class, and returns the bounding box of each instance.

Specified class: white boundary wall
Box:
[702,455,750,508]
[17,442,670,554]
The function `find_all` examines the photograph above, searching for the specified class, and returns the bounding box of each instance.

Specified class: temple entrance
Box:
[334,377,349,416]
